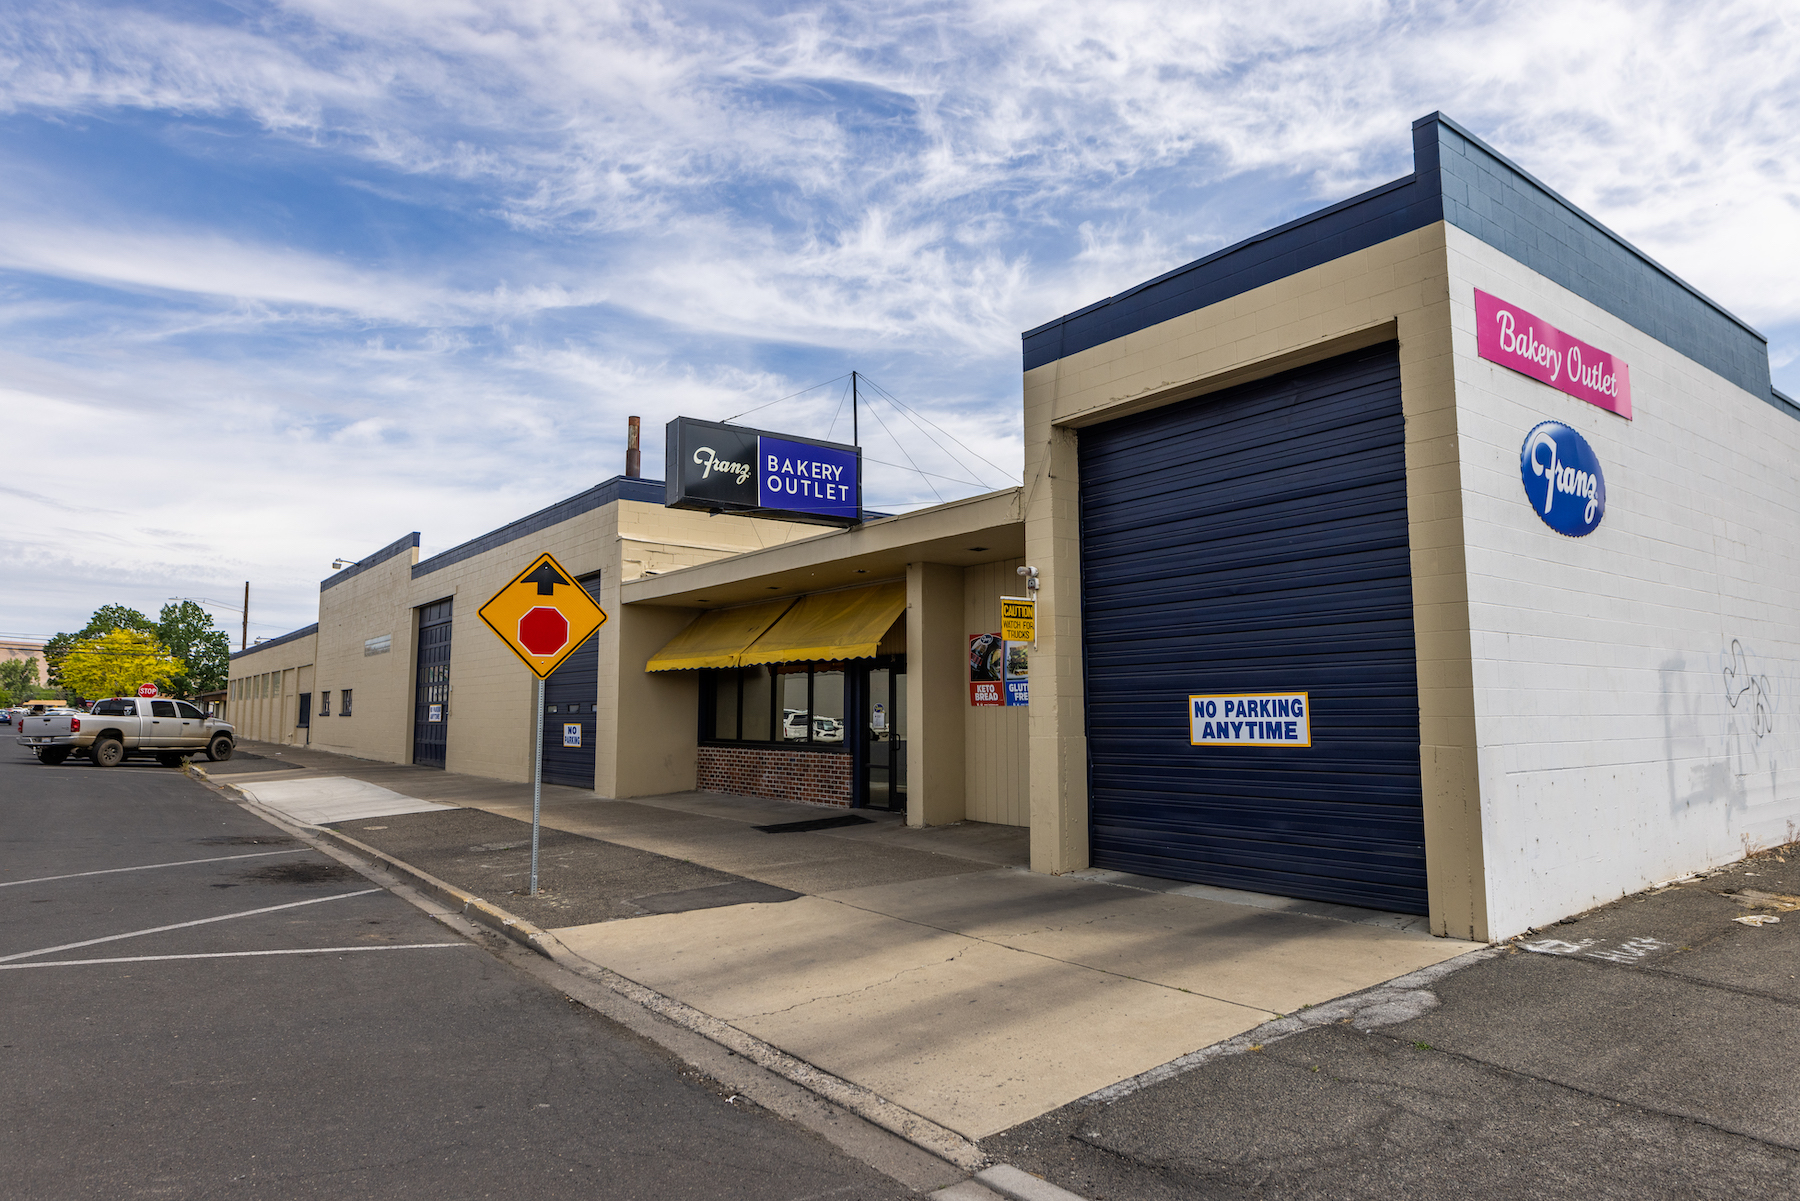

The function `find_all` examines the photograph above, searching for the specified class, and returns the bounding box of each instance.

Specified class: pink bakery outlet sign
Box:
[1475,289,1632,419]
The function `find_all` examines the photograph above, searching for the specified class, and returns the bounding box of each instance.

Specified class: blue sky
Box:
[4,0,1797,646]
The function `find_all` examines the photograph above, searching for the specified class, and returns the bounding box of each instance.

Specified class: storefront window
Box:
[778,665,809,741]
[813,666,845,744]
[741,663,773,743]
[704,661,871,748]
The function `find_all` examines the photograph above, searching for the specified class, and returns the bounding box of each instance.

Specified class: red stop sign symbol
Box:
[138,683,158,698]
[518,606,570,657]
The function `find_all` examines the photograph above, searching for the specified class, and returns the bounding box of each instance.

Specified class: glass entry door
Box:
[863,661,907,812]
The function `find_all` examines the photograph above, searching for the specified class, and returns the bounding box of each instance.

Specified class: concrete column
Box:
[1022,420,1089,874]
[906,561,966,826]
[1400,237,1490,943]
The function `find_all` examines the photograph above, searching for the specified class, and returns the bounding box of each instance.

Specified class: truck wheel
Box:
[206,736,234,763]
[89,737,125,768]
[156,752,187,768]
[37,747,71,766]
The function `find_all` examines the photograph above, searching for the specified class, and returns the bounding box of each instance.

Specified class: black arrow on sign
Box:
[522,562,571,595]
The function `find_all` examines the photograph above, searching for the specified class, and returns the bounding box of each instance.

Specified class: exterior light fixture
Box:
[1017,565,1039,592]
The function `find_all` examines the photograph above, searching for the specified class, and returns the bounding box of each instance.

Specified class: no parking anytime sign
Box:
[1189,692,1311,747]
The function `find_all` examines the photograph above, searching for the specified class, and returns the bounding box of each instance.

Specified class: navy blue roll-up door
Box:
[541,627,599,790]
[1079,343,1426,913]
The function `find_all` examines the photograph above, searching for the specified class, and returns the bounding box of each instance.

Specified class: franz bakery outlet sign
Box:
[666,417,861,526]
[1475,289,1632,420]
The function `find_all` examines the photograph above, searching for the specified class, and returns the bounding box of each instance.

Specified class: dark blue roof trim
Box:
[1023,170,1440,372]
[1428,113,1773,405]
[320,531,421,593]
[230,623,318,661]
[1026,113,1782,416]
[411,476,664,579]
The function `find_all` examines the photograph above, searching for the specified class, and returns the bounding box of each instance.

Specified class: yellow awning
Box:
[644,598,796,672]
[739,581,906,666]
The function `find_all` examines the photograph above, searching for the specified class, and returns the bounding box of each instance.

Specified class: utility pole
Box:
[241,581,249,651]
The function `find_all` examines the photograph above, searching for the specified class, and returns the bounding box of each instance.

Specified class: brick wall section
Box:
[697,745,853,807]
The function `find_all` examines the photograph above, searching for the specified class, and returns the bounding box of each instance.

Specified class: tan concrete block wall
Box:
[908,561,967,826]
[227,632,317,746]
[1022,223,1485,931]
[963,557,1028,826]
[311,549,420,764]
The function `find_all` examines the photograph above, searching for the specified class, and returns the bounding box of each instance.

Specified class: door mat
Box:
[753,814,875,834]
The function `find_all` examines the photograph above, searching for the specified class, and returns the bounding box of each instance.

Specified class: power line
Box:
[724,373,851,423]
[859,375,1018,489]
[858,389,943,506]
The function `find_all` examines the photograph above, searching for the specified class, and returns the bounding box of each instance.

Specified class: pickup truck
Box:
[16,696,236,768]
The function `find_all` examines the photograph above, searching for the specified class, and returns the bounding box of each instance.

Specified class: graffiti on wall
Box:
[1723,639,1776,779]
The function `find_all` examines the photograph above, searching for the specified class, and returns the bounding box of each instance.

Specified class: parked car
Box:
[812,716,844,742]
[16,696,235,768]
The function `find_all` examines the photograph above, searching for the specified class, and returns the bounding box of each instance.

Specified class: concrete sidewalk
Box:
[204,742,1475,1149]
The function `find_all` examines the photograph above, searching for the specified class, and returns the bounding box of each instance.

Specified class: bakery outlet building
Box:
[231,113,1798,942]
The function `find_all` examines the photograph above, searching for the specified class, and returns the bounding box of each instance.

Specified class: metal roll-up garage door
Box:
[541,626,599,789]
[1079,343,1426,913]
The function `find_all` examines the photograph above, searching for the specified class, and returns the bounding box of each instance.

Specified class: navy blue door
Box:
[1079,343,1426,913]
[541,629,599,789]
[413,598,453,769]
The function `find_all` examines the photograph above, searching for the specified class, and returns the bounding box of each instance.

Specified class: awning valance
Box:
[738,581,906,666]
[643,598,795,672]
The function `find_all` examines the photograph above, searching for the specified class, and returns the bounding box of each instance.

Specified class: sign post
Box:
[477,552,608,895]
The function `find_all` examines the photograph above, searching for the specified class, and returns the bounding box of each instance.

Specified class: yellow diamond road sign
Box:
[477,552,608,679]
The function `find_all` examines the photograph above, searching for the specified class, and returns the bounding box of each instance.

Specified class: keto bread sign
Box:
[666,417,861,526]
[1189,693,1311,747]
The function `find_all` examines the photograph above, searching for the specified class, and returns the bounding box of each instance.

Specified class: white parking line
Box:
[0,889,382,963]
[1,849,307,888]
[0,943,469,970]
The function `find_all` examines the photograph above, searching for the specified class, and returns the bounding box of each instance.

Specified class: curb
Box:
[192,763,990,1173]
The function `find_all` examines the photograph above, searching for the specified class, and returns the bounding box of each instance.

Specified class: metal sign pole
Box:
[531,675,544,895]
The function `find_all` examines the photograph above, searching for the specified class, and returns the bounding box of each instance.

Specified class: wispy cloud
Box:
[1,0,1795,637]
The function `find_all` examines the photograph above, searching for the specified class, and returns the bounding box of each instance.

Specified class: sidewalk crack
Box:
[732,940,981,1018]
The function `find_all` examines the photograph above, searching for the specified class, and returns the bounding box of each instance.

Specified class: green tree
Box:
[0,656,39,701]
[156,602,231,697]
[58,629,187,701]
[45,605,155,689]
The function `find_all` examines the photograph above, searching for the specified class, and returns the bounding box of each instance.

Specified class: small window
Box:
[151,700,178,718]
[340,689,352,716]
[92,698,137,716]
[319,691,330,717]
[175,702,204,719]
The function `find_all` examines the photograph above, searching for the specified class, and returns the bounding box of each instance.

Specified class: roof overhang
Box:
[621,488,1025,610]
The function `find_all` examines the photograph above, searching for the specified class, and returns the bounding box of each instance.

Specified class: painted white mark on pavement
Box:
[0,889,381,963]
[0,943,469,969]
[1584,936,1672,963]
[1520,938,1597,955]
[1521,935,1672,963]
[1,848,307,888]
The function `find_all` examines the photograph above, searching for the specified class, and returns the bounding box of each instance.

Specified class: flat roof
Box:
[621,488,1024,609]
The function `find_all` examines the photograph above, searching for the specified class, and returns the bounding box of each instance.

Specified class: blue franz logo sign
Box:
[1520,421,1605,537]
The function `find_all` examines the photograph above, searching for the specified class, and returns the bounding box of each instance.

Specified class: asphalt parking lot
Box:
[1,743,912,1199]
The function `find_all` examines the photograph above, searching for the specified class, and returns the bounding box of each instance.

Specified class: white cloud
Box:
[0,0,1795,636]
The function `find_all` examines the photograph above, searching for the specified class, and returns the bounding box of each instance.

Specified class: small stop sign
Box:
[138,683,158,698]
[517,606,570,657]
